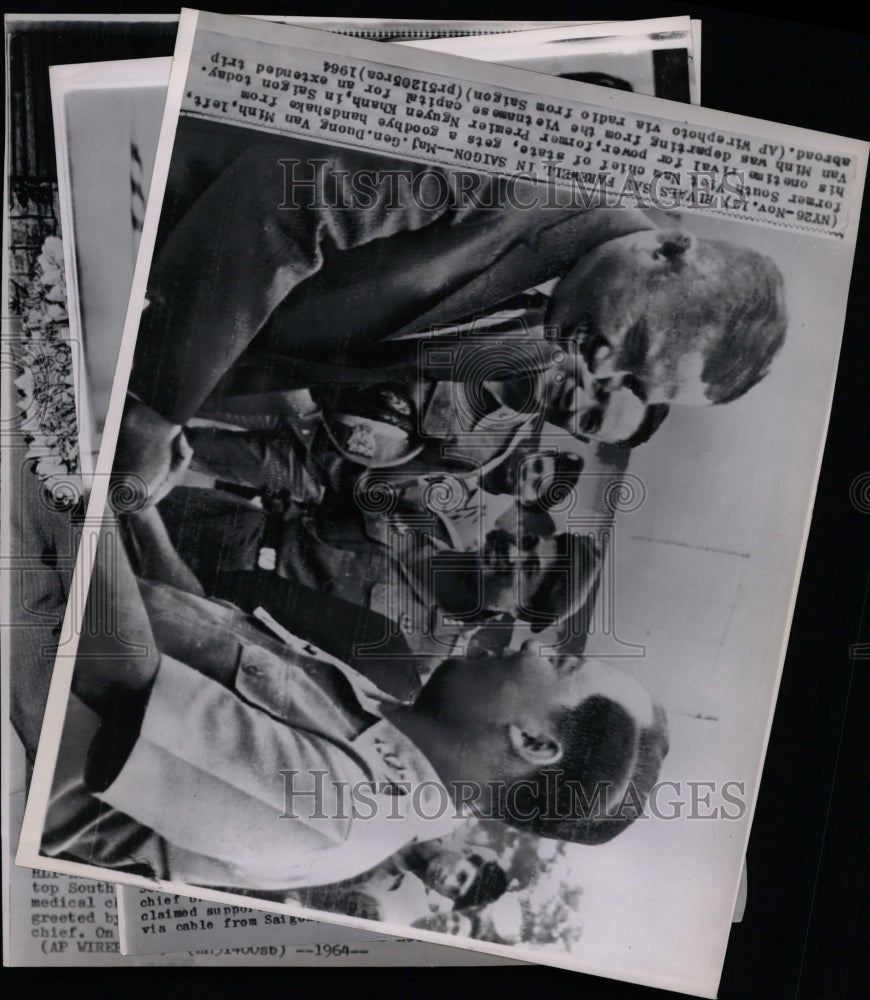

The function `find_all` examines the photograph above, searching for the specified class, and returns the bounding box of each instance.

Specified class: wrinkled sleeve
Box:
[129,143,468,424]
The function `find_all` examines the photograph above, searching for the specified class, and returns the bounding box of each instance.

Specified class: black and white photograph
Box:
[49,55,168,477]
[5,12,594,970]
[10,9,869,997]
[46,16,697,521]
[34,18,698,961]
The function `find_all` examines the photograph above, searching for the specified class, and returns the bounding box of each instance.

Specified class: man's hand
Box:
[114,396,184,509]
[152,429,193,506]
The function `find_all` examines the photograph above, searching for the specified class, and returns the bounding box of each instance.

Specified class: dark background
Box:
[2,2,869,997]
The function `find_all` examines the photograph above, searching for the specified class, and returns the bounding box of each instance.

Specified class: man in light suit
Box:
[116,127,787,503]
[43,502,668,893]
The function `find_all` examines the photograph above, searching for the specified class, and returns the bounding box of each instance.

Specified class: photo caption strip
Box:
[188,26,857,238]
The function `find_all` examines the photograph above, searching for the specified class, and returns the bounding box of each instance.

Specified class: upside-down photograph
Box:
[4,4,870,1000]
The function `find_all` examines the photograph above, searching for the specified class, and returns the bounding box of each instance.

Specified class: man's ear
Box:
[508,723,563,765]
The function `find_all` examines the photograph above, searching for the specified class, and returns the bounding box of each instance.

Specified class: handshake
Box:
[112,395,193,511]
